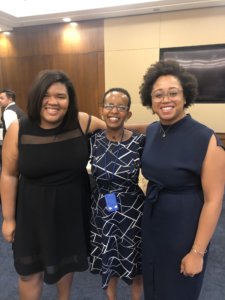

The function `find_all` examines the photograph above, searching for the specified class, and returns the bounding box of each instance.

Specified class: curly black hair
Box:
[139,60,198,108]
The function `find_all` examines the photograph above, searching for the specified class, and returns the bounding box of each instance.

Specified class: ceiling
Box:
[0,0,225,32]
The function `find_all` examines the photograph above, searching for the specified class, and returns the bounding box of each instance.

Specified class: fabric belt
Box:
[145,183,202,204]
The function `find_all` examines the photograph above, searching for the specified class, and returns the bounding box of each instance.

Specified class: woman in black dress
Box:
[139,60,225,300]
[1,70,105,300]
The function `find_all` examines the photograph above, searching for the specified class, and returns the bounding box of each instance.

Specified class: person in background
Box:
[0,89,25,138]
[0,89,25,195]
[139,60,225,300]
[1,70,105,300]
[89,87,145,300]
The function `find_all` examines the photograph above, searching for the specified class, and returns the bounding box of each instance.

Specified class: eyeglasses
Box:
[103,103,129,112]
[151,88,183,103]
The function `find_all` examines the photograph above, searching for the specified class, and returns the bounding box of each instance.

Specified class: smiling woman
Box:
[139,60,225,300]
[89,87,145,300]
[0,69,106,300]
[150,75,187,125]
[40,82,69,129]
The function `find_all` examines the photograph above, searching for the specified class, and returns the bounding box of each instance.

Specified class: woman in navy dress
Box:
[89,88,145,300]
[139,60,225,300]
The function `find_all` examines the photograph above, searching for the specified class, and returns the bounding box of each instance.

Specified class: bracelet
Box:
[192,247,207,257]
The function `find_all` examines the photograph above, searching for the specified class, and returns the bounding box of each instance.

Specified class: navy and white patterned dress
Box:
[89,130,145,289]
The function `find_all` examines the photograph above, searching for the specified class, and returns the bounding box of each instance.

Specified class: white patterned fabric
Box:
[89,130,145,289]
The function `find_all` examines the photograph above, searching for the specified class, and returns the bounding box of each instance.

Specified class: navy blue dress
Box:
[89,130,145,289]
[141,114,224,300]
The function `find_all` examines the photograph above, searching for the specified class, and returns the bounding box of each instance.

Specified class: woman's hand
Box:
[180,251,204,277]
[2,219,16,243]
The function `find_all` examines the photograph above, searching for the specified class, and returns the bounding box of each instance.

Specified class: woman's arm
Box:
[78,112,106,133]
[126,123,148,134]
[78,112,148,134]
[192,135,225,253]
[180,134,225,276]
[1,121,20,243]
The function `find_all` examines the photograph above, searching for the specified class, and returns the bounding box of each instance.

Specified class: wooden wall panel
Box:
[0,19,105,117]
[11,21,104,56]
[216,133,225,147]
[0,34,17,57]
[0,59,3,87]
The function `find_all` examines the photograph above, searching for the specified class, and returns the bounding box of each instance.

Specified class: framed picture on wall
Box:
[160,44,225,103]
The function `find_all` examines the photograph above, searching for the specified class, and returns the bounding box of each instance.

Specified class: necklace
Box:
[107,129,125,152]
[105,131,124,189]
[160,124,171,138]
[106,129,125,142]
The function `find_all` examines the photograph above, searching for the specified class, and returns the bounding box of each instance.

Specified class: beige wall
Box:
[104,7,225,132]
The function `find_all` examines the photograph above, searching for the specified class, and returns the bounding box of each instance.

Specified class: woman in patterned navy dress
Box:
[89,88,145,300]
[139,60,225,300]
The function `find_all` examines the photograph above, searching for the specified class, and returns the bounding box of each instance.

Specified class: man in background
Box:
[0,89,25,138]
[0,89,25,203]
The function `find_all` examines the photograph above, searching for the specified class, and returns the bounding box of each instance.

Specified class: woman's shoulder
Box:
[187,116,214,138]
[18,116,40,134]
[191,119,224,150]
[131,130,145,140]
[18,116,31,132]
[78,112,89,133]
[146,121,159,133]
[123,130,145,149]
[78,112,105,134]
[92,129,105,138]
[90,129,104,142]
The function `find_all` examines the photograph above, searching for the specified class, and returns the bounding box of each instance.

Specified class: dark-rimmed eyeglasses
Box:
[151,88,183,102]
[103,103,129,112]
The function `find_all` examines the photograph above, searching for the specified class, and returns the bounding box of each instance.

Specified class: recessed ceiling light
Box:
[63,17,71,22]
[70,22,78,27]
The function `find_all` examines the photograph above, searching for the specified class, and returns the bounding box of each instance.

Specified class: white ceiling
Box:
[0,0,225,32]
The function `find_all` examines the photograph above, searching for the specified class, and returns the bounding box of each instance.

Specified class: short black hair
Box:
[27,70,78,130]
[0,89,16,102]
[101,87,131,109]
[139,60,198,108]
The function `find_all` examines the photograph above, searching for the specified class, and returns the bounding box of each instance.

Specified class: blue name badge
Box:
[104,193,119,212]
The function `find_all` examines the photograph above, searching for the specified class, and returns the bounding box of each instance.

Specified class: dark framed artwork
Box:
[160,44,225,103]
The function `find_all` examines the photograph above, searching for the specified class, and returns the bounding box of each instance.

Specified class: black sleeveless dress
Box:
[13,118,91,284]
[141,114,224,300]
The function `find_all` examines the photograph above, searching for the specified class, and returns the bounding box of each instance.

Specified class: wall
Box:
[104,7,225,132]
[0,20,105,117]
